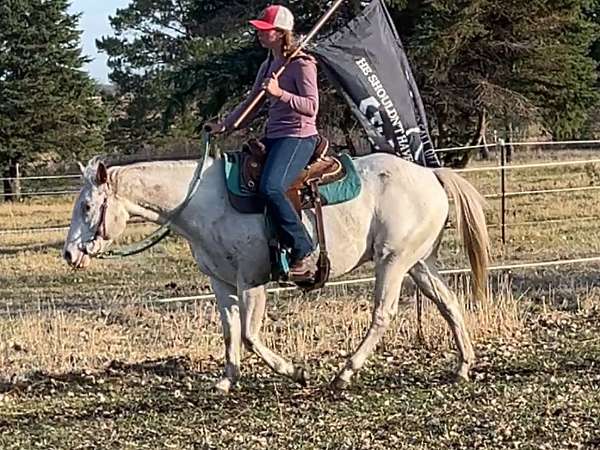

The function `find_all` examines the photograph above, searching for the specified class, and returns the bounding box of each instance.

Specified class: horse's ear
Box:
[96,162,108,185]
[77,161,86,175]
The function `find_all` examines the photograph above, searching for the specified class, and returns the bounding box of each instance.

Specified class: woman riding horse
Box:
[205,4,320,279]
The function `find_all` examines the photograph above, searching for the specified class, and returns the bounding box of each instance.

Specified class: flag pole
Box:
[231,0,346,130]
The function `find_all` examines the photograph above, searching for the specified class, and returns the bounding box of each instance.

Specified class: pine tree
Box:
[411,0,599,146]
[0,0,107,199]
[96,0,266,153]
[584,0,600,136]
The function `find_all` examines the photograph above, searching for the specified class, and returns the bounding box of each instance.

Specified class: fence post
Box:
[499,138,507,245]
[15,163,21,202]
[2,158,21,202]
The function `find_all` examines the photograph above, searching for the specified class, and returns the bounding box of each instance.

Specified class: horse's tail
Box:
[434,168,491,300]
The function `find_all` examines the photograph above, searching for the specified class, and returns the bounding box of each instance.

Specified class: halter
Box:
[94,194,110,241]
[80,187,111,256]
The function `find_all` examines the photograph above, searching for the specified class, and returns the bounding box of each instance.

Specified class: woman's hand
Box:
[263,73,283,99]
[203,121,225,135]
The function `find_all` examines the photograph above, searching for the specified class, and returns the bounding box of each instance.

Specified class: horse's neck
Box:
[111,159,211,220]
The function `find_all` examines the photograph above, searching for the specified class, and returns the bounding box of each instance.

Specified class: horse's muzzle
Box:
[63,248,91,269]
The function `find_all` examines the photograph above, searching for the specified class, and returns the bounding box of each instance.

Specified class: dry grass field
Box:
[0,147,599,449]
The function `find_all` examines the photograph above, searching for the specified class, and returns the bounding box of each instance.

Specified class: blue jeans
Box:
[259,136,317,261]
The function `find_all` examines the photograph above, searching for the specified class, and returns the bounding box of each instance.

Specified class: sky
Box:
[68,0,131,84]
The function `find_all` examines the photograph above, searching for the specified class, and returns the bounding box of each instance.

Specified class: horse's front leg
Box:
[239,284,308,385]
[210,277,242,393]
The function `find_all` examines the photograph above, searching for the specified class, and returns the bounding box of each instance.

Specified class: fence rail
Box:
[1,189,79,197]
[455,158,600,174]
[0,219,153,236]
[2,141,600,249]
[0,174,80,182]
[434,139,600,153]
[1,252,597,316]
[483,185,600,200]
[3,160,600,200]
[3,214,599,237]
[149,256,600,305]
[2,139,600,183]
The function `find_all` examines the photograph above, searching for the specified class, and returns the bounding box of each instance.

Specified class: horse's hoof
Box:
[213,378,232,394]
[331,376,350,391]
[293,366,309,387]
[454,370,470,384]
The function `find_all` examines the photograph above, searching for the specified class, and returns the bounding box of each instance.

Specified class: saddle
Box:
[239,136,345,212]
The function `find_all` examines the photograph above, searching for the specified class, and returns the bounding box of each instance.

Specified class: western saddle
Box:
[238,136,345,212]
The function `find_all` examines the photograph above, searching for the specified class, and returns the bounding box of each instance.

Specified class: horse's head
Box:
[63,158,129,269]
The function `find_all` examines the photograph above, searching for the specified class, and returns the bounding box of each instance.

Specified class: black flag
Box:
[313,0,440,167]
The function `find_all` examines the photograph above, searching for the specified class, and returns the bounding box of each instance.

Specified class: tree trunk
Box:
[506,122,514,163]
[2,158,21,202]
[475,110,489,160]
[436,111,447,149]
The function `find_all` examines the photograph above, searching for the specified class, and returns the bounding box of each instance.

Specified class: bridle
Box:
[80,188,111,257]
[94,194,110,241]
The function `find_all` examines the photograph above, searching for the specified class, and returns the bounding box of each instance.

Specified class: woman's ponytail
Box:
[281,30,298,58]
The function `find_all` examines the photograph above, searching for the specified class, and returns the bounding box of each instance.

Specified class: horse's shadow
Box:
[0,357,229,428]
[3,354,599,437]
[3,351,598,404]
[0,355,205,395]
[320,351,600,396]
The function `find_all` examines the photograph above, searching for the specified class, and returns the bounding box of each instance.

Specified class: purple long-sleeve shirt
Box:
[223,54,319,139]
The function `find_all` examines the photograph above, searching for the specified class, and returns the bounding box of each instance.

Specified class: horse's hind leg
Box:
[409,259,475,381]
[239,284,308,385]
[332,254,409,389]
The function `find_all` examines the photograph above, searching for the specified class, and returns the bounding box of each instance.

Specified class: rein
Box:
[87,132,213,259]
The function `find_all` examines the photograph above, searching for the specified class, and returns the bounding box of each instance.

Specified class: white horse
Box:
[63,153,489,392]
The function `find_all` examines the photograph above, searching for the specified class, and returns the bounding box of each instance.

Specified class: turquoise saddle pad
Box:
[224,152,362,214]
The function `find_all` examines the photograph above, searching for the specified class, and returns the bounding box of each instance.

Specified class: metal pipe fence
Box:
[1,189,79,197]
[149,256,600,305]
[1,253,597,315]
[4,155,598,195]
[0,219,150,236]
[2,140,600,310]
[2,213,599,237]
[0,174,80,182]
[434,139,600,154]
[454,158,600,174]
[2,140,600,248]
[2,138,599,182]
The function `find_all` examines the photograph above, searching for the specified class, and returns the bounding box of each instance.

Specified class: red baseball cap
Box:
[249,5,294,31]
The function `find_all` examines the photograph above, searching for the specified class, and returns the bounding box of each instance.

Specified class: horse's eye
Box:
[83,203,91,213]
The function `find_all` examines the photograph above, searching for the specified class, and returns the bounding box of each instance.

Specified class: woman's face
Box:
[257,29,283,49]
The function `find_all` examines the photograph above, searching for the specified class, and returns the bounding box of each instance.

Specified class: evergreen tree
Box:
[584,0,600,136]
[0,0,107,198]
[411,0,599,146]
[97,0,264,153]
